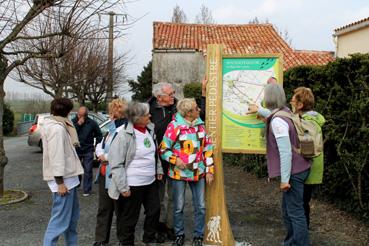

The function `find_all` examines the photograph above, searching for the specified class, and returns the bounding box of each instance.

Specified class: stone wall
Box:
[152,50,205,98]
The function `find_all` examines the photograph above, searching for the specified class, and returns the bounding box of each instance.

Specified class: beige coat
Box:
[41,118,84,181]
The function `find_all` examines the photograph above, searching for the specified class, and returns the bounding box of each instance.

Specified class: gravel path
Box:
[0,136,368,246]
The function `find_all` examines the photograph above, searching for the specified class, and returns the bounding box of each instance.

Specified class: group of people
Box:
[248,83,325,246]
[41,82,214,246]
[40,78,324,246]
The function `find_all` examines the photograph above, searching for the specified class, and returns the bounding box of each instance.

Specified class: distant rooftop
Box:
[153,22,334,70]
[334,16,369,36]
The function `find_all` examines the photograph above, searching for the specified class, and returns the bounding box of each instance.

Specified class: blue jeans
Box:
[44,187,80,246]
[78,152,94,194]
[282,170,310,246]
[172,178,205,238]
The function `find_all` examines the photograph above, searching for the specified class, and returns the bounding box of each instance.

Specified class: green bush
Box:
[233,54,369,220]
[3,103,14,136]
[223,153,267,178]
[183,82,202,106]
[284,54,369,219]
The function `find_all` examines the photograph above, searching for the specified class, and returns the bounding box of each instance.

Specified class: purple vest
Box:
[266,108,311,178]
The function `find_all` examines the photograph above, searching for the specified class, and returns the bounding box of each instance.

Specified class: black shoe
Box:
[92,242,108,246]
[192,237,203,246]
[166,228,176,241]
[143,237,164,245]
[156,232,166,243]
[172,234,185,246]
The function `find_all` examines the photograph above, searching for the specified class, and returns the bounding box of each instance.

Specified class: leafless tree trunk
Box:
[0,0,126,197]
[195,5,215,24]
[171,5,187,23]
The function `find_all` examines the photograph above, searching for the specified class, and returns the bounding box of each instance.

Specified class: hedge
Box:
[3,103,14,136]
[183,55,369,220]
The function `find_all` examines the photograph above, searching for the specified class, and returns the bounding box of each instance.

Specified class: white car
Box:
[27,112,107,151]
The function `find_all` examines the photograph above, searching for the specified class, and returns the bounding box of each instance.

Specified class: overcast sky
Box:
[5,0,369,96]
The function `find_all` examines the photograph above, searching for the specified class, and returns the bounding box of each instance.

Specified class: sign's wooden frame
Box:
[204,45,283,245]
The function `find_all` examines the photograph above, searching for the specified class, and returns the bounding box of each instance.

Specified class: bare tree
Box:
[248,17,293,47]
[16,31,127,112]
[171,5,187,23]
[195,5,215,24]
[0,0,126,197]
[70,36,127,112]
[249,17,260,24]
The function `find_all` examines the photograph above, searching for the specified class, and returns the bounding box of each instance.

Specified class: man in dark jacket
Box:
[72,106,102,196]
[148,82,177,241]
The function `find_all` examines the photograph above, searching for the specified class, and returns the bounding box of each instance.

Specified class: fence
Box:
[16,113,35,136]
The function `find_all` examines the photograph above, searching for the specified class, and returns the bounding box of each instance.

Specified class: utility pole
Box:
[100,11,127,107]
[106,11,114,105]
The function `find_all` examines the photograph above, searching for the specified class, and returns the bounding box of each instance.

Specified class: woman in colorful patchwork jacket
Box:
[159,98,214,246]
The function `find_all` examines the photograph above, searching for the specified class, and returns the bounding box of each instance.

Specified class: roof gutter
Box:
[152,49,197,53]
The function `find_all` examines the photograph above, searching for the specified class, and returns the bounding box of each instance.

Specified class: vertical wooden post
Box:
[204,44,235,246]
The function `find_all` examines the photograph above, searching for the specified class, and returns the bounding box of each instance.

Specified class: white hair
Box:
[264,83,286,110]
[152,82,173,97]
[177,98,196,117]
[126,101,150,123]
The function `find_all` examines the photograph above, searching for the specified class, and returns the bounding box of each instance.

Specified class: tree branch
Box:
[0,1,53,50]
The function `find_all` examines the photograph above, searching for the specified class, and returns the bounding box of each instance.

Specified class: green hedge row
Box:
[184,53,369,220]
[284,54,369,220]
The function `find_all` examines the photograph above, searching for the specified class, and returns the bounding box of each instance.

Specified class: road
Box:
[0,136,367,246]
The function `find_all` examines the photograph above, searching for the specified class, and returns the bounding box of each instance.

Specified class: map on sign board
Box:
[221,56,282,153]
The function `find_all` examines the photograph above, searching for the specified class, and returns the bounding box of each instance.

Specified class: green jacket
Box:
[303,111,326,184]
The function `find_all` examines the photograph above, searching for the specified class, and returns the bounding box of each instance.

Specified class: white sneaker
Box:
[82,193,91,197]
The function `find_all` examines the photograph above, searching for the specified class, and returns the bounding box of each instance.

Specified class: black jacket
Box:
[147,97,177,145]
[72,116,103,154]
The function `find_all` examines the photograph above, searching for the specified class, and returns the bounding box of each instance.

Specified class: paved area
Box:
[0,136,368,246]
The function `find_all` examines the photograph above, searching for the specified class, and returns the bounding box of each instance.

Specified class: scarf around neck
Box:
[51,116,80,147]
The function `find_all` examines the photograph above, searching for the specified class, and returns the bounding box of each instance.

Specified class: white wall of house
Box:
[336,27,369,57]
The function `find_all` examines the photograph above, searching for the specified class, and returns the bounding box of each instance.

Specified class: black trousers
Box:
[95,175,115,243]
[303,184,314,229]
[115,181,160,245]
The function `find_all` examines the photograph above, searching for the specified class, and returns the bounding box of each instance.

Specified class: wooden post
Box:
[204,44,235,246]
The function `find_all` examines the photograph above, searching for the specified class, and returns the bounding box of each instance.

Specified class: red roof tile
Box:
[153,22,334,70]
[334,16,369,32]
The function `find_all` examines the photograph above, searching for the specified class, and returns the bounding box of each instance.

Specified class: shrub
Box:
[232,54,369,220]
[183,82,202,106]
[284,54,369,220]
[3,103,14,136]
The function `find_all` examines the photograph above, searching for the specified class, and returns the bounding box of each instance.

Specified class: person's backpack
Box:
[272,110,323,158]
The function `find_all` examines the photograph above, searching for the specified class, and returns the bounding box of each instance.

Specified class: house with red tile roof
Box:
[333,17,369,57]
[152,22,334,96]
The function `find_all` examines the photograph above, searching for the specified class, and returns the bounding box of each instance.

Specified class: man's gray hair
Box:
[177,98,196,117]
[152,82,173,97]
[126,101,150,123]
[264,83,286,110]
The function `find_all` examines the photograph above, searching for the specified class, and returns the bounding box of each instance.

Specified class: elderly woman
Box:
[108,101,164,246]
[263,84,311,246]
[159,98,214,246]
[93,99,128,246]
[42,98,84,246]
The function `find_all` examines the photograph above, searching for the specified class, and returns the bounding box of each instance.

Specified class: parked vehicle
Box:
[28,112,106,151]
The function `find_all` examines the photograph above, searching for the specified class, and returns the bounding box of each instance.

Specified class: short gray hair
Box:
[152,82,173,97]
[126,101,150,123]
[177,98,196,117]
[264,83,286,110]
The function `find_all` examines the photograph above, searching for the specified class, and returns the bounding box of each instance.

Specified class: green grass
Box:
[14,112,23,124]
